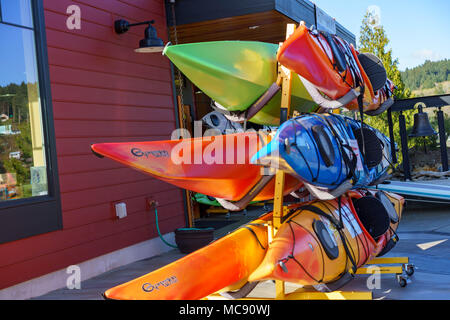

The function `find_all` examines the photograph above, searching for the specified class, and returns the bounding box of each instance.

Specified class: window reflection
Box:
[0,4,48,201]
[0,0,33,28]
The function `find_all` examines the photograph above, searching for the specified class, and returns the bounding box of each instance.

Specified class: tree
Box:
[359,12,411,99]
[357,10,418,169]
[401,59,450,91]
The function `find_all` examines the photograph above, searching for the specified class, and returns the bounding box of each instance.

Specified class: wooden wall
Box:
[0,0,185,289]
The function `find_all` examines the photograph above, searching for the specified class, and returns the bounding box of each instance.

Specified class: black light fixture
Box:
[114,19,165,53]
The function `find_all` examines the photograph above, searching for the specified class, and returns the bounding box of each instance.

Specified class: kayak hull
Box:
[277,25,394,113]
[248,190,403,285]
[164,41,316,126]
[91,132,304,201]
[103,212,273,300]
[251,113,391,193]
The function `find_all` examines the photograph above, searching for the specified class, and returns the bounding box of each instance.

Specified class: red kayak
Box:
[91,132,304,204]
[277,24,395,115]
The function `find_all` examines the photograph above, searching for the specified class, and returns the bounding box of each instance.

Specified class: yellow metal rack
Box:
[208,23,413,301]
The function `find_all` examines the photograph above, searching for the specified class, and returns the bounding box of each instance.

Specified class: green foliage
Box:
[435,83,445,95]
[401,59,450,91]
[14,122,33,160]
[358,11,417,166]
[0,81,32,124]
[431,109,450,142]
[358,12,411,99]
[3,158,30,185]
[0,82,34,190]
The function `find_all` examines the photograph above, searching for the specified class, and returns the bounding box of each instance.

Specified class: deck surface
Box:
[33,200,450,300]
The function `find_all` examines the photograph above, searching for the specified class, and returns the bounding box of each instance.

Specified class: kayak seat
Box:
[357,53,387,92]
[375,191,399,223]
[202,111,243,134]
[311,125,335,167]
[210,113,220,127]
[352,195,390,239]
[353,127,383,169]
[313,219,339,260]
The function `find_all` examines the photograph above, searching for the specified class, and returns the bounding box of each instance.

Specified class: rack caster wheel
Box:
[396,275,409,287]
[404,264,415,276]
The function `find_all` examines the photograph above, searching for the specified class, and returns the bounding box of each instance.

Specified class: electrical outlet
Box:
[111,201,127,219]
[115,202,127,219]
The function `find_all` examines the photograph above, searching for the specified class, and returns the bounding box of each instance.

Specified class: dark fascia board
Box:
[336,21,356,45]
[275,0,315,27]
[391,94,450,112]
[166,0,276,26]
[166,0,356,45]
[276,0,356,45]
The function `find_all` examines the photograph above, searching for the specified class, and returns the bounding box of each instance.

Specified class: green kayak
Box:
[164,41,316,126]
[193,193,259,207]
[193,193,221,207]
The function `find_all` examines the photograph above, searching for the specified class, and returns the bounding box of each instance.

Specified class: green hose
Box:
[154,207,178,249]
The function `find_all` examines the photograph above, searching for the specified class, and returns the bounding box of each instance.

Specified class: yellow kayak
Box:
[104,190,403,299]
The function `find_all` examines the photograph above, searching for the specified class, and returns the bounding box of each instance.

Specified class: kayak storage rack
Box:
[206,23,413,301]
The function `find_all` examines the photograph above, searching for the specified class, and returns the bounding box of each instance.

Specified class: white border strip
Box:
[0,233,175,300]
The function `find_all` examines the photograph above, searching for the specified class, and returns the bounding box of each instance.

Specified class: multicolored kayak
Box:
[91,132,304,206]
[103,190,403,299]
[248,190,403,286]
[251,113,392,199]
[103,212,273,300]
[277,24,395,115]
[163,41,317,126]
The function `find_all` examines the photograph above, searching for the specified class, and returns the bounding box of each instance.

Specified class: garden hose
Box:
[153,206,178,249]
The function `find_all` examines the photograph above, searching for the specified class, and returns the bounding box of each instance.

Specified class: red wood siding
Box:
[0,0,185,289]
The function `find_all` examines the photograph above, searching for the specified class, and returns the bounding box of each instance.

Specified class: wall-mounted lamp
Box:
[114,19,165,53]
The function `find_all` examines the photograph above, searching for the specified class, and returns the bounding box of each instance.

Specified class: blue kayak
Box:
[251,113,392,199]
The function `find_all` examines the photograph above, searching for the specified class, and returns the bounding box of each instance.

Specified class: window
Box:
[0,0,61,243]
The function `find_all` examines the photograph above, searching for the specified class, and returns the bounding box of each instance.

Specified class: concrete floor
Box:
[33,200,450,300]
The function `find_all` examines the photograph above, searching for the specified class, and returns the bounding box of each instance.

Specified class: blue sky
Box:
[314,0,450,71]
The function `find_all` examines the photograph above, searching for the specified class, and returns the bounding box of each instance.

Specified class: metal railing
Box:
[387,94,450,180]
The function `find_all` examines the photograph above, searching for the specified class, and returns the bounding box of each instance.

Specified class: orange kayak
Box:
[103,212,273,300]
[277,25,395,114]
[248,190,403,285]
[91,132,303,202]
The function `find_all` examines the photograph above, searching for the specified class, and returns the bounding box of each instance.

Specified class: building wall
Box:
[0,0,185,290]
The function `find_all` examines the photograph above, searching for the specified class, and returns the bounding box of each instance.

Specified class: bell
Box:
[409,105,437,137]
